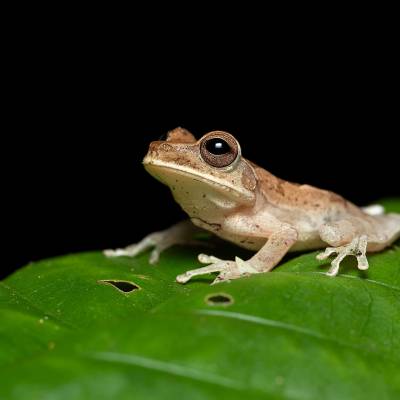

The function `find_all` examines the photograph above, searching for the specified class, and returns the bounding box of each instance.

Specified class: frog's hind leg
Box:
[317,214,400,276]
[317,235,369,276]
[317,219,370,276]
[366,213,400,251]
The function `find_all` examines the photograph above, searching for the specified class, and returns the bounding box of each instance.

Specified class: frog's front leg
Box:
[175,254,256,284]
[103,220,205,264]
[176,226,298,284]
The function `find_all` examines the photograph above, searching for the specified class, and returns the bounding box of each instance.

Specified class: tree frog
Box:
[104,128,400,284]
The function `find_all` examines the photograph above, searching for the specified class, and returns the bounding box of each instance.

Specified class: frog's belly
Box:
[215,231,267,251]
[289,236,326,251]
[215,229,325,252]
[192,217,325,252]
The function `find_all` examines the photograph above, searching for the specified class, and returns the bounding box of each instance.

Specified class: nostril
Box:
[148,142,160,156]
[146,142,173,160]
[149,142,158,151]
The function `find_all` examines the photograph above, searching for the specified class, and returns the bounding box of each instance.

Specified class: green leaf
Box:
[1,199,399,400]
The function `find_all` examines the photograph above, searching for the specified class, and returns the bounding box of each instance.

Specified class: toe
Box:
[326,269,338,277]
[317,247,337,261]
[198,254,221,264]
[149,249,160,264]
[176,273,191,284]
[326,262,340,276]
[103,249,124,257]
[357,255,369,270]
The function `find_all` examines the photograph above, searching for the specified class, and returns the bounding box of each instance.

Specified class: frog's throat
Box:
[143,160,255,203]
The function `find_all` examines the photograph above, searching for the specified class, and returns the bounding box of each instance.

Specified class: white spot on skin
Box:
[362,204,385,216]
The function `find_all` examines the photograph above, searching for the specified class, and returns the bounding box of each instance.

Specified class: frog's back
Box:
[252,163,362,219]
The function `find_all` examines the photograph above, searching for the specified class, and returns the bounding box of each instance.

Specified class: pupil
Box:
[205,138,230,155]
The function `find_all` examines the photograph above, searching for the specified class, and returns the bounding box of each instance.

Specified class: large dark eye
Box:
[200,132,239,167]
[205,138,231,155]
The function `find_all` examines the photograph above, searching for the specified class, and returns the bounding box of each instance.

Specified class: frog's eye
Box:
[200,132,240,168]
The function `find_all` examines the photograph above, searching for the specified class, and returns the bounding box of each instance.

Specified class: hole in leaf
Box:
[205,292,234,306]
[98,279,140,293]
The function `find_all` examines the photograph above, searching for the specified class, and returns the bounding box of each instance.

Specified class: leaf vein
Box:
[279,271,400,292]
[195,309,399,363]
[87,351,245,391]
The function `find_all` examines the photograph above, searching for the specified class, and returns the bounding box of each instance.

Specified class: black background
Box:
[3,20,399,279]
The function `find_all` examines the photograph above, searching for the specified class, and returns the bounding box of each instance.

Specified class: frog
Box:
[104,127,400,284]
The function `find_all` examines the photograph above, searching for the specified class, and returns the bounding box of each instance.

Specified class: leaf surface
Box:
[1,199,399,399]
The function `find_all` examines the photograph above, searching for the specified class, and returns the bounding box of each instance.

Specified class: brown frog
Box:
[105,128,400,284]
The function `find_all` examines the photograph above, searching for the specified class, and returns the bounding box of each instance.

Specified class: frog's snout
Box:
[146,141,160,157]
[143,141,159,165]
[143,141,175,165]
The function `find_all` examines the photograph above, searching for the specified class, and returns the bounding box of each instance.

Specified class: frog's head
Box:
[143,128,257,207]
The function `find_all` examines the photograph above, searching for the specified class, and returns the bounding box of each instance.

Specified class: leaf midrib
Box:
[194,309,399,364]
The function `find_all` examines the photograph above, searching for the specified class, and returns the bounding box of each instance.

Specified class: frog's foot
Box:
[176,253,259,284]
[103,221,206,264]
[316,235,369,276]
[104,232,168,264]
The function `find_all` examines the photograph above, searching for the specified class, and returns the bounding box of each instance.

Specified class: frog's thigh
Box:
[319,220,357,247]
[319,218,392,251]
[365,214,400,251]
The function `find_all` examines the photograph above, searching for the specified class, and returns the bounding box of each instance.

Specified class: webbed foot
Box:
[317,235,369,276]
[176,253,259,284]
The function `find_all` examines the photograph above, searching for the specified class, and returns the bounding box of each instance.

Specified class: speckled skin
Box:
[105,128,400,284]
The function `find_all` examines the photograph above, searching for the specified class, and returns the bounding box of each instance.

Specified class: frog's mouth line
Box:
[143,159,254,203]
